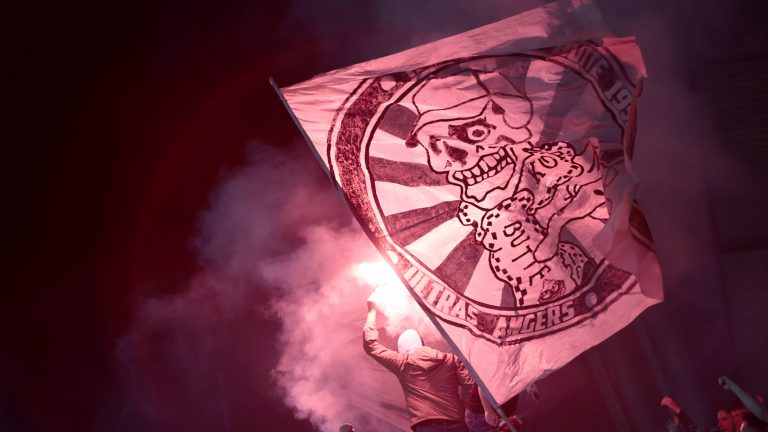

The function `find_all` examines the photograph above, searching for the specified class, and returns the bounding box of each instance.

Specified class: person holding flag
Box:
[363,299,474,432]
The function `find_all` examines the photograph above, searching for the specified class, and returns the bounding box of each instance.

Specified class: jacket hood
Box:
[397,329,423,354]
[407,346,447,371]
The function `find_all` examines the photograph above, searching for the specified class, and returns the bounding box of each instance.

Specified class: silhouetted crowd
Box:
[661,376,767,432]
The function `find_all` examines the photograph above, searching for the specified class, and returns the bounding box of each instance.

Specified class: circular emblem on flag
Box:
[328,50,638,344]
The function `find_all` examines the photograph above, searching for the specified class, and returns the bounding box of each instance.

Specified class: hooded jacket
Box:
[363,325,473,427]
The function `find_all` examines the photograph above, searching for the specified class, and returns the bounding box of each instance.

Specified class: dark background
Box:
[3,1,767,431]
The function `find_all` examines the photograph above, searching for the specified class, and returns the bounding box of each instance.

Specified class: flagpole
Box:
[269,77,516,432]
[269,77,361,221]
[269,77,335,185]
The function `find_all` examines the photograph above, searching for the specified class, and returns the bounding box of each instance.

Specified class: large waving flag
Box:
[274,0,663,406]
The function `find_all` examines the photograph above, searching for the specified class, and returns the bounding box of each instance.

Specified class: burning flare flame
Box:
[351,260,434,337]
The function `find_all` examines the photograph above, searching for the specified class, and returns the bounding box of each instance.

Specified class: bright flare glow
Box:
[353,261,402,289]
[351,260,433,337]
[353,261,406,313]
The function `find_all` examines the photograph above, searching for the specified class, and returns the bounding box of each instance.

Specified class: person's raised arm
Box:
[661,396,702,432]
[719,376,768,422]
[365,300,377,329]
[661,396,682,416]
[362,299,403,373]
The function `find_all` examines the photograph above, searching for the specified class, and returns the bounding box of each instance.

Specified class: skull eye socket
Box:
[447,118,496,144]
[467,125,491,141]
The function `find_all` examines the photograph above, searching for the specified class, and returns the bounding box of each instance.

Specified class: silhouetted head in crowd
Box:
[731,406,749,429]
[718,409,737,432]
[738,413,768,432]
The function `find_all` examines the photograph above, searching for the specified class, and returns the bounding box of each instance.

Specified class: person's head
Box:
[718,409,737,432]
[397,329,423,354]
[339,423,356,432]
[731,407,749,429]
[739,412,768,432]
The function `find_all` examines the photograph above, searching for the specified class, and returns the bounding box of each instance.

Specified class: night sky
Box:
[4,1,768,431]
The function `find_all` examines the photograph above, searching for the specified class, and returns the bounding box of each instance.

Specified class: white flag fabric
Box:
[278,0,662,404]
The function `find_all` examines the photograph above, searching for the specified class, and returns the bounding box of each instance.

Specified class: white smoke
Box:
[119,143,442,432]
[263,225,411,431]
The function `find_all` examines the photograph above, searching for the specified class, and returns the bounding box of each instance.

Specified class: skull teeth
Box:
[453,147,512,186]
